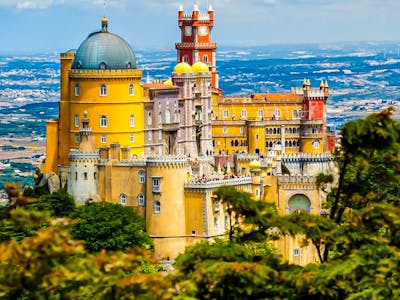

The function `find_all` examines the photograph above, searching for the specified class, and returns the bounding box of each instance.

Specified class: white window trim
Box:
[154,201,161,214]
[138,194,145,206]
[100,84,107,96]
[74,84,80,97]
[120,193,127,205]
[129,84,134,96]
[100,115,108,128]
[74,114,79,128]
[101,135,107,143]
[129,114,135,127]
[139,170,146,183]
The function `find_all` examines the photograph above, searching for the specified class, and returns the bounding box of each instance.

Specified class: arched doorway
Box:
[288,194,311,213]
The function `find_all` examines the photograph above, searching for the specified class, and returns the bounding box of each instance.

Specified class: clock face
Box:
[198,26,208,36]
[184,26,192,36]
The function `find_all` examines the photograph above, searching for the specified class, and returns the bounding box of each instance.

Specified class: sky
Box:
[0,0,399,54]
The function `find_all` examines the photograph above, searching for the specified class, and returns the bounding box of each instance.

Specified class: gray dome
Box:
[72,19,137,70]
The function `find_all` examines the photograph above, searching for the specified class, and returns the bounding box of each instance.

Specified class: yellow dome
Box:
[249,159,261,170]
[173,62,193,74]
[192,61,209,73]
[164,78,173,86]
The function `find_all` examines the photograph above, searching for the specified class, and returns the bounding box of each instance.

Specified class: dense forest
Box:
[1,108,399,299]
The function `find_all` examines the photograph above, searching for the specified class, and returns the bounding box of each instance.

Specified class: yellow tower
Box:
[46,17,145,175]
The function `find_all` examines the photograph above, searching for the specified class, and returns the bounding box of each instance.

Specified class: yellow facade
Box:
[44,14,334,263]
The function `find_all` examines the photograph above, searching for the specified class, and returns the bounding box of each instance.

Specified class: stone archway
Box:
[288,194,311,214]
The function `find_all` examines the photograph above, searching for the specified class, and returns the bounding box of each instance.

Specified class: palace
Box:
[44,3,335,264]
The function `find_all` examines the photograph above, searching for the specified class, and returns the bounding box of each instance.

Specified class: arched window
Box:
[138,194,145,206]
[147,112,152,126]
[129,84,134,96]
[214,216,219,231]
[100,84,107,96]
[203,55,208,63]
[154,201,161,214]
[139,170,146,183]
[224,214,229,230]
[74,84,80,96]
[313,139,320,149]
[183,55,189,63]
[129,114,135,127]
[100,115,108,127]
[99,62,107,69]
[288,194,311,213]
[120,193,127,205]
[158,112,162,124]
[165,109,171,123]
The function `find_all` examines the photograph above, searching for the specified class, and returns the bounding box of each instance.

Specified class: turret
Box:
[178,4,184,21]
[68,113,100,204]
[192,2,199,20]
[208,4,214,26]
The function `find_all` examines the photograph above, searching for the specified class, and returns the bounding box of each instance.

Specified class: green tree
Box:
[0,208,49,243]
[213,185,276,242]
[172,240,297,300]
[0,211,163,300]
[70,202,154,252]
[28,189,75,217]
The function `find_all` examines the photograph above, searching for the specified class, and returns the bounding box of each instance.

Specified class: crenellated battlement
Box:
[185,176,252,190]
[278,175,316,184]
[282,153,334,162]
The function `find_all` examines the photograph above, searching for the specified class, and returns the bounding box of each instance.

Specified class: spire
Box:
[179,4,183,11]
[208,3,213,11]
[193,0,199,11]
[79,111,95,152]
[101,16,108,32]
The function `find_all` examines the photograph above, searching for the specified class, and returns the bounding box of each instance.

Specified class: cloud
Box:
[0,0,123,10]
[16,0,63,10]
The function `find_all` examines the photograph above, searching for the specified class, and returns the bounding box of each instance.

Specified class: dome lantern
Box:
[101,16,108,32]
[72,17,137,70]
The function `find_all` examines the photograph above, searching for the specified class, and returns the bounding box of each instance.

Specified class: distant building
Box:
[44,4,335,263]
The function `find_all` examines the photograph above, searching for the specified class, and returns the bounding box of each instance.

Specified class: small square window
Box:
[241,109,247,118]
[294,249,300,256]
[101,135,107,143]
[223,110,229,118]
[152,177,161,193]
[222,127,228,134]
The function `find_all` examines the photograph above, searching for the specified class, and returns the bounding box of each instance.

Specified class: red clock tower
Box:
[176,3,219,88]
